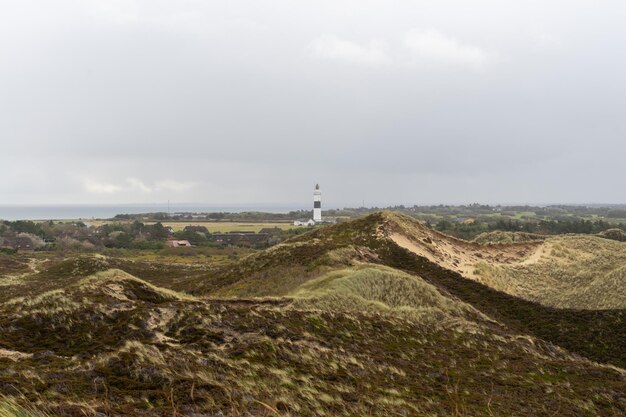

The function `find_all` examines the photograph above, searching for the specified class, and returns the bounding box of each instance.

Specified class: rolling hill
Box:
[0,212,624,416]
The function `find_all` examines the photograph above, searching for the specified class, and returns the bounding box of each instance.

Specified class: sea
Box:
[0,205,303,221]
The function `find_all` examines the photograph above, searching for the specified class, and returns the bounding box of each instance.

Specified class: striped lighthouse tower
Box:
[313,184,322,222]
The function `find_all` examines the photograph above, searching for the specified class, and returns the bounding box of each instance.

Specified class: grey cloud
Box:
[1,0,625,206]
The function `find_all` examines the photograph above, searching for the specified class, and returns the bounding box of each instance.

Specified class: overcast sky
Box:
[1,0,625,207]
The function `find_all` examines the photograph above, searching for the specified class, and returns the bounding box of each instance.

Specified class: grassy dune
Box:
[474,235,626,309]
[1,212,625,416]
[1,268,625,416]
[291,265,473,322]
[380,211,626,310]
[382,237,626,369]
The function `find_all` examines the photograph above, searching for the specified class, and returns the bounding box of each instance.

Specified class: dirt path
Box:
[28,257,45,274]
[0,257,47,287]
[519,243,550,266]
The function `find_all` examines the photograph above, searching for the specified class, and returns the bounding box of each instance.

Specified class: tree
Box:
[148,222,170,240]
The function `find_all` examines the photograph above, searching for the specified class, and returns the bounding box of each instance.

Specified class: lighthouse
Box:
[313,184,322,222]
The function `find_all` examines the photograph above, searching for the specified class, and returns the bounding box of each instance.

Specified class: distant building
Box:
[293,219,316,227]
[0,236,34,253]
[165,240,192,248]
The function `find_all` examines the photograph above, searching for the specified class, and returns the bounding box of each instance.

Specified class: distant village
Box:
[0,220,304,253]
[0,184,332,252]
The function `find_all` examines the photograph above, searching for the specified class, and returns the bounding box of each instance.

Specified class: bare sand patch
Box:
[389,229,544,280]
[0,348,32,361]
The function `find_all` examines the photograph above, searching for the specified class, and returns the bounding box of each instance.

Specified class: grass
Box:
[149,221,298,233]
[103,246,255,264]
[0,265,624,416]
[203,245,362,298]
[290,265,473,322]
[0,396,50,417]
[381,236,626,368]
[511,211,537,220]
[473,235,626,309]
[472,231,545,244]
[0,256,32,275]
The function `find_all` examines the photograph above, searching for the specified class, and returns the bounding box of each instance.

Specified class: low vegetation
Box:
[472,230,546,244]
[0,211,624,416]
[599,228,626,242]
[473,235,626,309]
[0,396,50,417]
[291,265,474,322]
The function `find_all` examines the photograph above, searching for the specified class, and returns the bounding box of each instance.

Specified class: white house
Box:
[293,219,316,227]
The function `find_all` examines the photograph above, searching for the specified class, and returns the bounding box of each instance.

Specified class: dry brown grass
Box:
[472,231,546,244]
[0,396,50,417]
[382,211,542,279]
[473,235,626,309]
[3,269,195,319]
[380,212,626,310]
